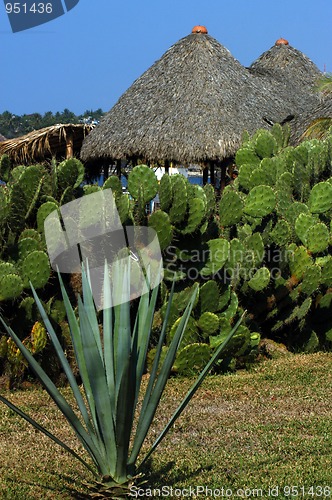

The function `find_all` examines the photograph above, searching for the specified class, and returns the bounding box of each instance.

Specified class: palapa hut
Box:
[0,123,94,165]
[81,26,291,185]
[291,96,332,142]
[249,38,322,128]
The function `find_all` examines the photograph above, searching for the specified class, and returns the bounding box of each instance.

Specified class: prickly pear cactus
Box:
[219,190,243,226]
[127,165,158,205]
[148,210,173,250]
[20,250,51,290]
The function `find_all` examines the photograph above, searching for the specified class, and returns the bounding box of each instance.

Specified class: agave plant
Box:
[0,260,243,498]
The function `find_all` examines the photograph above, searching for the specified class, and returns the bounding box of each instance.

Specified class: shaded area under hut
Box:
[0,123,94,166]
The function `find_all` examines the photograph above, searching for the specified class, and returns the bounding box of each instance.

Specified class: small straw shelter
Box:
[81,27,291,176]
[249,38,322,126]
[0,123,94,165]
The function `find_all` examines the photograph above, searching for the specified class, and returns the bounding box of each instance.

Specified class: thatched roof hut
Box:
[291,96,332,142]
[249,38,322,121]
[0,123,94,165]
[81,28,290,166]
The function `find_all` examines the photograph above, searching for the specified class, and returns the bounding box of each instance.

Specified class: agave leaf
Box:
[58,272,101,442]
[30,284,92,433]
[0,393,95,475]
[102,261,115,408]
[82,263,103,360]
[132,270,160,411]
[0,317,104,471]
[140,311,245,468]
[78,297,117,477]
[129,283,199,465]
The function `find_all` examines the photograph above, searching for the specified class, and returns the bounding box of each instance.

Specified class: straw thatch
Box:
[249,39,322,122]
[81,31,291,165]
[291,96,332,142]
[0,123,94,165]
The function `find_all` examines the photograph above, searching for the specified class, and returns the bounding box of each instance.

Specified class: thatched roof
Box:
[81,30,291,165]
[249,38,322,120]
[0,123,94,165]
[291,96,332,142]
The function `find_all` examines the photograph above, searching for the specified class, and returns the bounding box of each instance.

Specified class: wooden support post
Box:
[65,132,74,158]
[203,165,209,185]
[210,163,215,186]
[116,159,122,179]
[103,163,109,181]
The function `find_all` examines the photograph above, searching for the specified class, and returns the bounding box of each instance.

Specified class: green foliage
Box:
[0,263,243,496]
[243,185,276,218]
[128,165,158,204]
[148,211,173,250]
[308,181,332,213]
[0,108,104,139]
[219,190,243,226]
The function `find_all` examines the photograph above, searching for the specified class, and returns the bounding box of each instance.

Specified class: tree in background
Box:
[0,108,104,139]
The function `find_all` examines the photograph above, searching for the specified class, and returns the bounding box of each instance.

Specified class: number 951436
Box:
[5,3,53,14]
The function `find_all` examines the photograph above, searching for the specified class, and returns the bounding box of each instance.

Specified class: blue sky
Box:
[1,0,331,116]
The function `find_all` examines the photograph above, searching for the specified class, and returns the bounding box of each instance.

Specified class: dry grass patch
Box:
[0,353,332,499]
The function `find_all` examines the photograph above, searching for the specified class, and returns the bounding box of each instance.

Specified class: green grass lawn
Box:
[0,352,332,499]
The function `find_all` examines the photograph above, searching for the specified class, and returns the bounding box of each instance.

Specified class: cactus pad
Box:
[301,265,321,296]
[167,316,199,348]
[200,239,230,277]
[200,280,220,313]
[321,258,332,287]
[254,130,278,159]
[294,213,317,245]
[159,174,173,211]
[308,182,332,214]
[103,176,123,196]
[57,158,85,190]
[20,250,51,289]
[37,202,59,233]
[0,273,24,301]
[306,223,329,254]
[288,246,313,280]
[203,184,216,218]
[128,165,158,204]
[182,198,206,234]
[173,343,211,375]
[148,210,173,250]
[271,219,291,246]
[31,321,48,353]
[235,147,260,167]
[169,175,188,224]
[243,185,276,218]
[248,267,270,291]
[219,190,244,226]
[18,237,40,260]
[197,312,220,336]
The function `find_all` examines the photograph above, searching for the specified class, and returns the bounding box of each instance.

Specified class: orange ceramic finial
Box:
[275,38,289,46]
[192,25,208,34]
